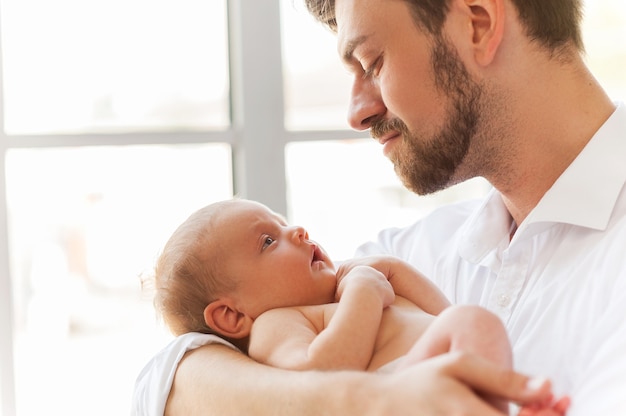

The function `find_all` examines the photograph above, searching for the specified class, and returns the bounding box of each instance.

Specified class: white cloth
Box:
[131,332,239,416]
[356,103,626,415]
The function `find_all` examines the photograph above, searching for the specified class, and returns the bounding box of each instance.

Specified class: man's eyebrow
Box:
[341,35,369,63]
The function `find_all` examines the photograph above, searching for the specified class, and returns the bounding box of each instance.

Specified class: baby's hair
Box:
[153,200,240,343]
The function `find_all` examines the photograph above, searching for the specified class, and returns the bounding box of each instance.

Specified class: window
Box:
[6,145,232,415]
[281,0,351,130]
[0,0,229,134]
[582,2,626,100]
[0,1,233,415]
[0,1,624,415]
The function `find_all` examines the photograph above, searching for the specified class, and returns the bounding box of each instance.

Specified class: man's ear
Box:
[203,298,253,339]
[464,0,504,66]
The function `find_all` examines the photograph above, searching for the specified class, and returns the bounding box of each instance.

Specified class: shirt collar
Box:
[524,102,626,231]
[460,102,626,261]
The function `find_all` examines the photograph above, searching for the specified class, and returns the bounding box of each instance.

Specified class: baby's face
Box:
[213,200,337,319]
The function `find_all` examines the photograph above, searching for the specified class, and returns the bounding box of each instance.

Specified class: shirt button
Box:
[497,294,511,307]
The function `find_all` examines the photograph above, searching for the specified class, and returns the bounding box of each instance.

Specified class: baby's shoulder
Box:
[295,302,338,318]
[255,303,335,326]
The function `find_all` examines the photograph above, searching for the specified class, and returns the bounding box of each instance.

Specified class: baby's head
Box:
[154,200,234,338]
[154,199,337,350]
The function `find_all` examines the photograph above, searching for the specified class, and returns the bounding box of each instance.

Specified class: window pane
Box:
[280,0,351,130]
[0,0,229,134]
[5,144,232,415]
[582,1,626,99]
[285,139,491,260]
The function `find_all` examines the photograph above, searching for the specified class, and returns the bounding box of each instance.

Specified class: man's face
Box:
[336,0,485,195]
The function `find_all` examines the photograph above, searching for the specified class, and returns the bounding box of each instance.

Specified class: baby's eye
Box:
[262,236,275,250]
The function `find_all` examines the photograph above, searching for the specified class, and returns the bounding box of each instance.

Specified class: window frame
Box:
[1,0,622,413]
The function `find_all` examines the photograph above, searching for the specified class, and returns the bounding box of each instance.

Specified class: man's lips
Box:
[376,131,400,145]
[376,132,401,156]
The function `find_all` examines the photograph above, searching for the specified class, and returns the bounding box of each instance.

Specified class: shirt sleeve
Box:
[131,332,240,416]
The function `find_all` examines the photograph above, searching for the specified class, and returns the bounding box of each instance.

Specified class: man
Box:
[133,0,625,414]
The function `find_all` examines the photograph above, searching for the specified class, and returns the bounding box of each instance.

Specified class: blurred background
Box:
[0,1,624,414]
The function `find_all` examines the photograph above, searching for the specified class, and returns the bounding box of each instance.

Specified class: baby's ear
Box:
[204,298,253,339]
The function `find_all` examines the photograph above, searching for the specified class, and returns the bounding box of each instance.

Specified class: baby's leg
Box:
[401,304,512,412]
[403,304,512,367]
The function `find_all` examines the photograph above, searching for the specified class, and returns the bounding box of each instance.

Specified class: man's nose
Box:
[347,77,386,131]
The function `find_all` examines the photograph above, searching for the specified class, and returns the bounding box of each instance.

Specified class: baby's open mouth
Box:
[311,245,323,265]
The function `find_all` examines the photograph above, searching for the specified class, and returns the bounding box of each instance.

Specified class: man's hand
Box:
[336,255,399,280]
[366,352,559,416]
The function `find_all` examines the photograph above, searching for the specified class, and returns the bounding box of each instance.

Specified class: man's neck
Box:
[491,58,616,226]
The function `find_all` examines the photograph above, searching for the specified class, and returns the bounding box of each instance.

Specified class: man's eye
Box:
[262,236,275,250]
[362,56,382,78]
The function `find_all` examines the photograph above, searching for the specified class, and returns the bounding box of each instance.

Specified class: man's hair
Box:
[304,0,584,53]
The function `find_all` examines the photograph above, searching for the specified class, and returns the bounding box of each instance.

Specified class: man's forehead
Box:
[335,0,377,61]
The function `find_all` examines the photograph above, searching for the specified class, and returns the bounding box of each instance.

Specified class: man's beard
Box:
[370,36,483,195]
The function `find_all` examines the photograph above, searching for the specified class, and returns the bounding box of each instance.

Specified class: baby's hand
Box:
[336,255,398,280]
[336,265,395,308]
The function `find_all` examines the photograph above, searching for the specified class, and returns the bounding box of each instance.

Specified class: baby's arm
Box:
[249,265,394,371]
[336,255,450,315]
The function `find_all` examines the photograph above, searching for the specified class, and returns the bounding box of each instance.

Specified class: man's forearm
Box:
[165,343,373,415]
[165,342,558,415]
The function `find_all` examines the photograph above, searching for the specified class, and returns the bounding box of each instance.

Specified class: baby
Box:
[153,198,568,415]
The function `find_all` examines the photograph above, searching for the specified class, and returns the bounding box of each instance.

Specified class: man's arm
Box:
[249,265,394,371]
[166,344,557,416]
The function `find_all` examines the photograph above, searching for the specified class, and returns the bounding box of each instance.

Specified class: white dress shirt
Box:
[356,103,626,415]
